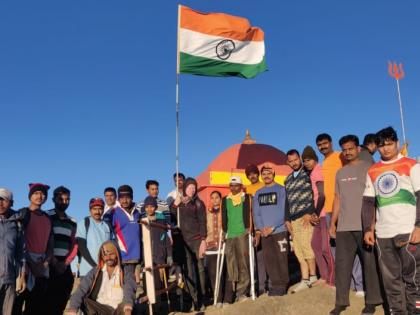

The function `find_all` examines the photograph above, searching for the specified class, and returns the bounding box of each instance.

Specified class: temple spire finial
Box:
[243,129,256,144]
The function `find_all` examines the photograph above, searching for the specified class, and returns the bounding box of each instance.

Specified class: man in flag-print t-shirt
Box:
[362,127,420,315]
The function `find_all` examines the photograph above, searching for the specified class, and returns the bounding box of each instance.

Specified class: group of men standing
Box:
[0,126,419,315]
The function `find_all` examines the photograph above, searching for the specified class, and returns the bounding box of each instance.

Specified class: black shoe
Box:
[191,302,205,312]
[268,289,287,297]
[329,305,346,315]
[361,304,376,315]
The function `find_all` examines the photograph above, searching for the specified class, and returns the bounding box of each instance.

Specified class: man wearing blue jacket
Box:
[253,164,289,296]
[0,188,26,315]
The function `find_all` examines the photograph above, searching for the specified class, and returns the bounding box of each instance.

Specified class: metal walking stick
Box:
[248,233,256,300]
[214,231,227,305]
[213,230,224,305]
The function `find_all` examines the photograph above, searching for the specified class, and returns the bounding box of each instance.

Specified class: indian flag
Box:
[178,5,267,79]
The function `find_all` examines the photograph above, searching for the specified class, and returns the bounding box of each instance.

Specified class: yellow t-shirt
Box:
[322,151,343,213]
[246,181,264,197]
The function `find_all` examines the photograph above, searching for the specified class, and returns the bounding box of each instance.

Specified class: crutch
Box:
[214,231,226,305]
[162,268,171,310]
[248,233,256,300]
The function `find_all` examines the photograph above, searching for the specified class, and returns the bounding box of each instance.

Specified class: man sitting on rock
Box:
[66,241,136,315]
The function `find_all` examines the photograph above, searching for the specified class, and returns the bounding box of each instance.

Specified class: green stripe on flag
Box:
[377,189,416,208]
[180,52,267,79]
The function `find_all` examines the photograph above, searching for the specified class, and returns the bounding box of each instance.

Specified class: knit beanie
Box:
[301,146,318,162]
[28,183,50,199]
[143,196,157,209]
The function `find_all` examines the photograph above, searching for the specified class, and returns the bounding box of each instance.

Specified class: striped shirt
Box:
[47,209,78,264]
[136,197,172,239]
[135,197,171,223]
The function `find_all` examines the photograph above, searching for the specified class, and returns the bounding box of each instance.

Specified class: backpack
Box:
[83,216,113,238]
[77,217,113,267]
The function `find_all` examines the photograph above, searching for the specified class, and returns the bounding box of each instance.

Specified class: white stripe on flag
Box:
[180,28,264,65]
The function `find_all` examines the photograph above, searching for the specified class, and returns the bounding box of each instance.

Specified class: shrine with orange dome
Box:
[196,131,292,209]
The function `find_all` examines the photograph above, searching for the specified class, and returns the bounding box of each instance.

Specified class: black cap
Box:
[118,185,133,198]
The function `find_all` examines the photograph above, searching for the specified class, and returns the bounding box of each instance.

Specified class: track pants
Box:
[311,217,335,285]
[261,231,289,295]
[377,234,420,315]
[335,231,383,307]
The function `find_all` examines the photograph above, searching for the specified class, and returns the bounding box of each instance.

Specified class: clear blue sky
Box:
[1,0,419,221]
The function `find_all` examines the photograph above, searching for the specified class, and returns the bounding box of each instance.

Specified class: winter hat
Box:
[89,197,105,209]
[28,183,50,199]
[118,185,133,199]
[302,146,319,162]
[143,196,157,209]
[0,188,13,201]
[245,164,259,176]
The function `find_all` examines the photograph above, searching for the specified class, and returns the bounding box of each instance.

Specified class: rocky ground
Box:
[169,284,386,315]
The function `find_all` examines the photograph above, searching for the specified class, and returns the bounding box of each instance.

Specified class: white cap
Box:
[0,188,13,201]
[229,176,242,185]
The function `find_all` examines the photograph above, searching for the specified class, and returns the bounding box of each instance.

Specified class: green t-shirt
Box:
[226,197,245,239]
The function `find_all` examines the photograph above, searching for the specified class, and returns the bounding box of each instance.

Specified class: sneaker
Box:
[361,304,376,315]
[168,274,177,283]
[355,291,365,298]
[329,305,346,315]
[216,302,223,308]
[291,280,310,293]
[309,275,318,286]
[311,278,326,286]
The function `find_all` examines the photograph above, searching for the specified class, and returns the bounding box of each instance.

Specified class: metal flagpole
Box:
[176,5,181,227]
[388,61,407,145]
[395,79,407,145]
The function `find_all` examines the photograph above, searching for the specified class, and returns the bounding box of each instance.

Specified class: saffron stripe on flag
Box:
[180,5,264,42]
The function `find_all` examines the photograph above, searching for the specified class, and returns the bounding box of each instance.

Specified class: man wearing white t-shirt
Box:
[362,127,420,315]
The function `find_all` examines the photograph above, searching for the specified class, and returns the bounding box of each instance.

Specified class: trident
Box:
[388,61,407,145]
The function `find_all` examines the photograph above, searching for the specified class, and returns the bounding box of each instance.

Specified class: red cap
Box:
[89,197,105,209]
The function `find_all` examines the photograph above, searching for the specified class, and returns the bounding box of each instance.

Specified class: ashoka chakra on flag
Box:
[178,5,267,79]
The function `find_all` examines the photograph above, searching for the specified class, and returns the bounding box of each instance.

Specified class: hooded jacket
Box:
[68,241,136,311]
[172,178,207,242]
[0,209,25,286]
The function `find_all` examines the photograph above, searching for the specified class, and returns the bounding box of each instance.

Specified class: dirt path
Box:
[171,285,385,315]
